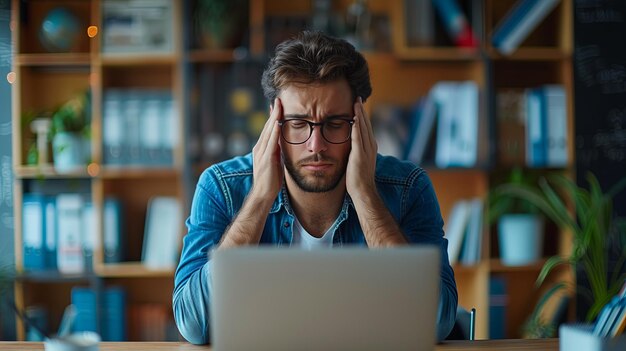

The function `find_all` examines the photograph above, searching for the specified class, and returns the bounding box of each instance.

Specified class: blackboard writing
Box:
[574,0,626,217]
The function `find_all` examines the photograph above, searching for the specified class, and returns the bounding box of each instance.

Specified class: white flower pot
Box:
[498,214,544,266]
[52,132,88,173]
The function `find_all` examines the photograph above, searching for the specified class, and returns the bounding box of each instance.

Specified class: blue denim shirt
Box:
[173,153,458,344]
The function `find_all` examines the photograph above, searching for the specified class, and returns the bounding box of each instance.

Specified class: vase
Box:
[498,214,544,266]
[52,132,88,173]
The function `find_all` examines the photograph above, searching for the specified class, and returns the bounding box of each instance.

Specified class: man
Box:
[173,31,457,344]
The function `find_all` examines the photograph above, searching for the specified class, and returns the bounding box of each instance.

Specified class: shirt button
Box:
[284,222,290,228]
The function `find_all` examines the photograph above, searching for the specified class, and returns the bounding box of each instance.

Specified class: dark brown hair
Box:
[261,31,372,105]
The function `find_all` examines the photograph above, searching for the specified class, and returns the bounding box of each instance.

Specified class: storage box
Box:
[560,324,626,351]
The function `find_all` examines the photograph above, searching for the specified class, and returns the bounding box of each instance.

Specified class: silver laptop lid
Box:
[210,246,440,351]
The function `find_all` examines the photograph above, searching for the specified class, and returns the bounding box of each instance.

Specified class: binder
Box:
[543,85,568,167]
[104,198,123,263]
[405,94,437,165]
[81,201,96,272]
[444,200,470,266]
[492,0,561,55]
[432,0,478,48]
[102,89,126,165]
[44,196,57,270]
[525,87,547,167]
[433,81,479,168]
[142,196,182,269]
[56,194,85,274]
[102,287,127,341]
[22,194,46,271]
[71,287,97,333]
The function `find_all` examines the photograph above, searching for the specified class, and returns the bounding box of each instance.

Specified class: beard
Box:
[283,153,347,193]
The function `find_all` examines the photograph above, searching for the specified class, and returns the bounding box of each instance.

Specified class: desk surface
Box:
[0,339,559,350]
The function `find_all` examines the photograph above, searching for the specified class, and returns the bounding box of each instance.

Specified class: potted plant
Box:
[494,172,626,335]
[193,0,248,50]
[488,167,546,266]
[49,91,91,172]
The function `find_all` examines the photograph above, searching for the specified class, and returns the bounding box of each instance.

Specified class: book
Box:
[71,287,98,333]
[496,88,526,166]
[492,0,561,55]
[22,194,45,271]
[543,84,568,167]
[56,194,85,274]
[444,200,471,266]
[432,81,479,168]
[405,0,434,47]
[44,196,57,270]
[81,201,96,272]
[139,91,163,166]
[104,198,123,263]
[432,0,478,48]
[489,277,508,339]
[102,89,126,165]
[459,197,483,265]
[405,94,437,165]
[142,196,182,269]
[102,287,127,341]
[525,87,547,167]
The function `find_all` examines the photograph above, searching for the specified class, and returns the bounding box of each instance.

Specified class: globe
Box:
[39,7,81,53]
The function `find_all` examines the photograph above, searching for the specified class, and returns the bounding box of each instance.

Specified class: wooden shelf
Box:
[393,47,482,61]
[486,47,571,61]
[100,53,179,66]
[16,53,91,66]
[99,166,181,179]
[489,258,548,273]
[95,262,174,278]
[188,49,238,63]
[14,165,91,179]
[16,270,97,283]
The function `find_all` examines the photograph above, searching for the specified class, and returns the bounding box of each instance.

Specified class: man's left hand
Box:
[346,97,378,197]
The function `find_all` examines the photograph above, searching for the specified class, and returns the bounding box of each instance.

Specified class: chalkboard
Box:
[574,0,626,217]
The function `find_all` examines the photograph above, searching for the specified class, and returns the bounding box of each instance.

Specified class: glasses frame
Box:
[278,118,355,145]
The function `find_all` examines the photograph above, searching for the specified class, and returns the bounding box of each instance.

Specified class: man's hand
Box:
[251,98,284,201]
[346,97,378,196]
[219,98,284,249]
[346,97,407,247]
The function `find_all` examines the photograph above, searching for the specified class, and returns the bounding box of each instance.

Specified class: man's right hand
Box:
[251,98,284,202]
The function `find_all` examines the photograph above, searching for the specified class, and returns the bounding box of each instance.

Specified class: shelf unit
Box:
[11,0,575,341]
[11,0,185,341]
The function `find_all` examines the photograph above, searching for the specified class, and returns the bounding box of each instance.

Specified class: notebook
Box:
[210,246,440,351]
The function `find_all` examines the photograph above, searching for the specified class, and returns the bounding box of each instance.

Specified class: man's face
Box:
[277,79,353,193]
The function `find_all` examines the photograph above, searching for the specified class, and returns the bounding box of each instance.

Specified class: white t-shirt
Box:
[291,215,339,250]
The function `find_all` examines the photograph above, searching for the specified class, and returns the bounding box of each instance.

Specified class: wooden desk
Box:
[0,339,559,350]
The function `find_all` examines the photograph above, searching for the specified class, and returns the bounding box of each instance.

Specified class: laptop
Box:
[210,246,440,351]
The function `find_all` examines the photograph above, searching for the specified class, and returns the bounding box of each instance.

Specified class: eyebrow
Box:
[283,114,352,120]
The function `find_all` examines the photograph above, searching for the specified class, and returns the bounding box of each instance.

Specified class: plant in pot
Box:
[488,167,546,266]
[194,0,249,50]
[49,91,91,173]
[494,172,626,337]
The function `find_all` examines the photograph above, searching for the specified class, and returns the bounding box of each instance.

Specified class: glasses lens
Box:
[322,119,352,143]
[282,120,311,144]
[281,119,352,144]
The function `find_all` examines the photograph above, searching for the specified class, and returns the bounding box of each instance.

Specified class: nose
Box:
[306,125,328,153]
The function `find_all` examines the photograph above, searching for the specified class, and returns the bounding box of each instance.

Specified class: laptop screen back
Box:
[210,247,440,351]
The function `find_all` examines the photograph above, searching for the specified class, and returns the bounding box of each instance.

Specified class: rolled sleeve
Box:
[400,170,458,341]
[173,169,231,344]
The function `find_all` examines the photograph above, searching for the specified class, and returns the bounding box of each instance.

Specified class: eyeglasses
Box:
[278,118,354,144]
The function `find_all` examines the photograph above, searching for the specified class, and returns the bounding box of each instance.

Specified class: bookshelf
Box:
[10,0,574,341]
[11,0,185,341]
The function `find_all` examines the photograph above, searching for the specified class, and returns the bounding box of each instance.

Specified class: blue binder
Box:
[22,194,46,271]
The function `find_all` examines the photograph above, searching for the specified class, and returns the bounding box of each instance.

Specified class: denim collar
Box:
[270,184,354,219]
